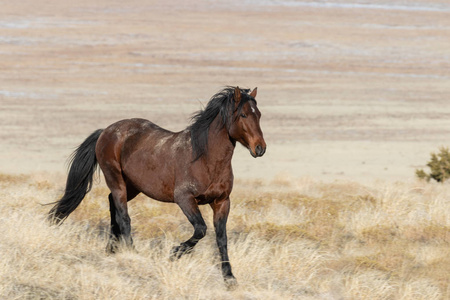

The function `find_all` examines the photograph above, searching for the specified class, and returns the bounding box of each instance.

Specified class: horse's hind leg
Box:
[107,193,121,252]
[104,173,139,253]
[107,183,140,252]
[171,195,207,259]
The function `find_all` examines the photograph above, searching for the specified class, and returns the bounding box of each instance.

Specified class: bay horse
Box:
[48,86,266,287]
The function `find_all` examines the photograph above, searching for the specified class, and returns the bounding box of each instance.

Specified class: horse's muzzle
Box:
[252,144,266,158]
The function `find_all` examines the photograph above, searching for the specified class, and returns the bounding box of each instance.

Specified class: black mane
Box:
[188,87,255,161]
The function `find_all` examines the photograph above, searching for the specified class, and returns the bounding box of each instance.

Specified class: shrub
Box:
[416,147,450,182]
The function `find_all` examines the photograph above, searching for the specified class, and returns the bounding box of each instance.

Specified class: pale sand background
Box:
[1,0,450,184]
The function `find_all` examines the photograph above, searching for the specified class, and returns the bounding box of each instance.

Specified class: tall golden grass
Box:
[0,173,448,299]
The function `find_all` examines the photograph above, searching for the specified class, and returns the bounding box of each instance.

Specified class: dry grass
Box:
[0,173,449,299]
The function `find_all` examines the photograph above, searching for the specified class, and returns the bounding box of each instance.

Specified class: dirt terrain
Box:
[1,0,450,183]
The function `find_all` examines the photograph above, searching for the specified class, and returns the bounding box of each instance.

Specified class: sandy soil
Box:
[1,0,450,183]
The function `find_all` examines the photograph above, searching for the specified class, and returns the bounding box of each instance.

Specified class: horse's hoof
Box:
[106,242,118,254]
[170,246,181,261]
[224,276,238,290]
[170,245,188,260]
[170,245,193,261]
[106,239,135,254]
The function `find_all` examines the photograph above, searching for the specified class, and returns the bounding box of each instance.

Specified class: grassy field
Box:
[1,1,449,298]
[0,173,448,299]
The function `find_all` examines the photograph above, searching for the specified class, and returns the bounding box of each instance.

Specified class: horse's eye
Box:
[240,113,247,118]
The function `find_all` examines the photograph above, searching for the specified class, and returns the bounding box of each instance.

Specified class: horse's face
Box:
[229,87,266,158]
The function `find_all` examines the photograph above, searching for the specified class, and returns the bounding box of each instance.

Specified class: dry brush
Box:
[0,173,448,299]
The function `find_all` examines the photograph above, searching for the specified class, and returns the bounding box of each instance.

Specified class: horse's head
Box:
[229,87,266,158]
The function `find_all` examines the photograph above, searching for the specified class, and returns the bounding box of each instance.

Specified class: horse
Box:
[48,86,266,287]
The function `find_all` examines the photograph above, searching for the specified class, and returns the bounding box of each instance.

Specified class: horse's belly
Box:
[123,158,175,203]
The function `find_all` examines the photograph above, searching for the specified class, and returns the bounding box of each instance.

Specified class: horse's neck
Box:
[205,117,235,166]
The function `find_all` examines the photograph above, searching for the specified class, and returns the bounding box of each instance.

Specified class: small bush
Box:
[416,147,450,182]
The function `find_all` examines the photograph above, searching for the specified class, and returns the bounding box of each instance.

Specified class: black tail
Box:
[48,129,103,224]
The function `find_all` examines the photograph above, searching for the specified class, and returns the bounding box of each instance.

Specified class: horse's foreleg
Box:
[171,195,207,259]
[210,197,237,288]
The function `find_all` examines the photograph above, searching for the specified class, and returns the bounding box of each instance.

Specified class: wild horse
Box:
[48,86,266,287]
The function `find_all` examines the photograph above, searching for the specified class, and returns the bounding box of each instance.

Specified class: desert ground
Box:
[1,0,449,299]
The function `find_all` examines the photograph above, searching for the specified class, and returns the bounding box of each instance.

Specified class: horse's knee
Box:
[195,223,207,239]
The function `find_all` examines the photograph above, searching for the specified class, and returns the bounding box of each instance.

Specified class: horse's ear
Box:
[250,87,257,98]
[234,86,241,104]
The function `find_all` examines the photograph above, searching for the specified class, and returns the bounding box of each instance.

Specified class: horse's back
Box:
[103,118,172,138]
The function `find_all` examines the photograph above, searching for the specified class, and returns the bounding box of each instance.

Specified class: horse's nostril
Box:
[255,145,264,156]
